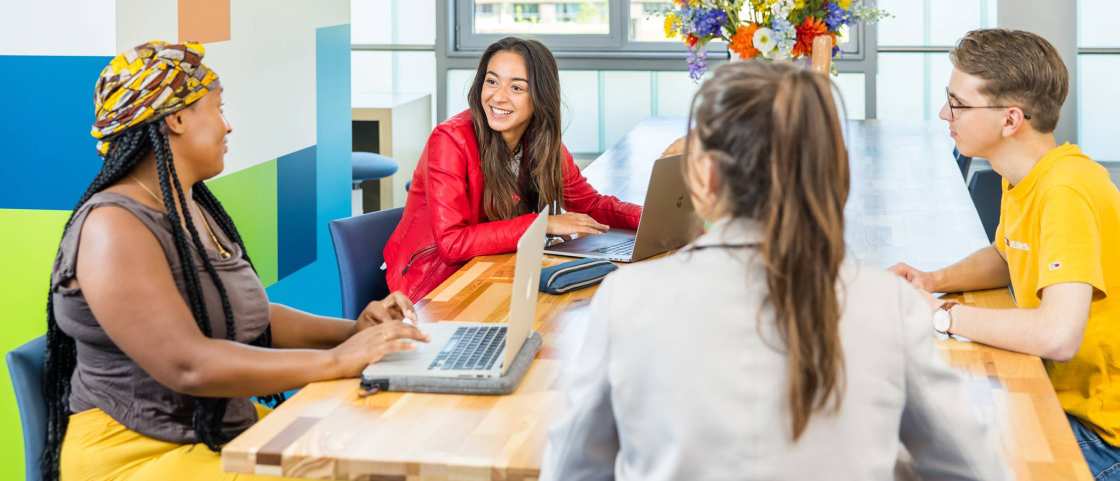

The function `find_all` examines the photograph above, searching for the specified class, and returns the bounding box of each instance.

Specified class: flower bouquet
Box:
[663,0,890,79]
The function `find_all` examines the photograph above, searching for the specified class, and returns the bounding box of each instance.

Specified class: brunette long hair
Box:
[687,60,850,440]
[467,37,565,220]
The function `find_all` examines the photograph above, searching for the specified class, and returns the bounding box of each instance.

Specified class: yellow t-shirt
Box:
[994,143,1120,444]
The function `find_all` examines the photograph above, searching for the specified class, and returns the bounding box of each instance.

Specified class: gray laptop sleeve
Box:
[360,331,543,395]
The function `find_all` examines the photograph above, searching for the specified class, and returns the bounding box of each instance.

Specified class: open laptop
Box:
[545,154,701,262]
[360,210,547,389]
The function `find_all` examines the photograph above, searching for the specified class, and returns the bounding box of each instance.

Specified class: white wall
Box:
[115,0,348,176]
[1078,0,1120,162]
[998,0,1077,145]
[0,0,116,55]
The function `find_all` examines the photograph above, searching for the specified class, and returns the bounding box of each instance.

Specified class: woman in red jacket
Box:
[384,37,642,301]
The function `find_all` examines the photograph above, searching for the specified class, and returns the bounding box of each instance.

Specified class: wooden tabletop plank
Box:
[224,254,1090,480]
[224,119,1090,480]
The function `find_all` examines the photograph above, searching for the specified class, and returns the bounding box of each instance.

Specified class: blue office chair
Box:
[7,335,47,481]
[953,147,972,181]
[968,169,1003,243]
[329,208,405,319]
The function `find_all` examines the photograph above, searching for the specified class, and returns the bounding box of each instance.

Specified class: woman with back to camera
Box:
[383,37,642,301]
[540,60,1011,481]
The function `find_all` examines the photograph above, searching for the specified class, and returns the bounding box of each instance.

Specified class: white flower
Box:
[772,44,792,60]
[753,27,778,58]
[837,25,850,45]
[772,0,793,17]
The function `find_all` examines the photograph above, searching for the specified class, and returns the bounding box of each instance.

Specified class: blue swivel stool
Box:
[329,207,405,319]
[7,335,47,481]
[352,152,399,213]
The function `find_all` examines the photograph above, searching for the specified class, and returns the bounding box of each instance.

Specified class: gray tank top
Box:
[50,191,270,444]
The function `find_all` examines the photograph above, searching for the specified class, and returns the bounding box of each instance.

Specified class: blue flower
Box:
[693,8,728,37]
[770,15,797,57]
[825,2,851,30]
[771,15,792,34]
[687,48,707,80]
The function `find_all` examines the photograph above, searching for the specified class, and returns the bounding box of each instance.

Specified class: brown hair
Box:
[468,37,565,220]
[686,61,849,440]
[950,28,1069,133]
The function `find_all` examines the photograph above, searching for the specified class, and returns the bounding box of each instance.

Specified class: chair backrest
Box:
[953,147,973,181]
[6,335,47,481]
[329,208,404,319]
[968,169,1003,243]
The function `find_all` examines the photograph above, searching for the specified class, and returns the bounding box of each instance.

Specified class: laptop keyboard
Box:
[592,238,635,256]
[428,325,507,371]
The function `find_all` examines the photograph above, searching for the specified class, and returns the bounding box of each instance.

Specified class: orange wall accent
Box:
[178,0,230,44]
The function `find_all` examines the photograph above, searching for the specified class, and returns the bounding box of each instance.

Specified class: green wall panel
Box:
[206,160,279,287]
[0,208,71,480]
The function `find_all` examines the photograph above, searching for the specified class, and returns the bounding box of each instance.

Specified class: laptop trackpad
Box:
[378,339,432,363]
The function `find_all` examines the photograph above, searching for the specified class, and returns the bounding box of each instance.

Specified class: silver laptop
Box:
[545,154,701,262]
[361,210,547,382]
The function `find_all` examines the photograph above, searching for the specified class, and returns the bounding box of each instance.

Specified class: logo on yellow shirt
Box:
[1005,238,1031,251]
[1049,261,1063,271]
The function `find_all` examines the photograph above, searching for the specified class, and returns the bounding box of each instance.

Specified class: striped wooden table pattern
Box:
[222,254,1092,480]
[938,288,1092,481]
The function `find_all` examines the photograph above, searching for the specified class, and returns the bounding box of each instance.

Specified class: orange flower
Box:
[686,34,699,48]
[729,23,760,60]
[792,17,835,58]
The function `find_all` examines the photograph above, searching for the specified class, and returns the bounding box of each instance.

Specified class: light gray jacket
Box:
[541,218,1011,481]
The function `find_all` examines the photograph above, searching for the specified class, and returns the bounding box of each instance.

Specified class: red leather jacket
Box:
[384,110,642,301]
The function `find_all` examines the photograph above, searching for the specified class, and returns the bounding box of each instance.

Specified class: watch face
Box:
[932,309,951,333]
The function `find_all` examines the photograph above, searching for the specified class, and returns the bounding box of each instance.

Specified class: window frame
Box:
[455,0,870,62]
[439,0,878,121]
[457,0,626,50]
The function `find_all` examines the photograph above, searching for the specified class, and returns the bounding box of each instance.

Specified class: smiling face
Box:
[166,88,232,181]
[479,51,534,144]
[940,68,1013,159]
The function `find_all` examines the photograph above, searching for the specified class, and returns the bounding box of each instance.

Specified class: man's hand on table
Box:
[888,262,941,292]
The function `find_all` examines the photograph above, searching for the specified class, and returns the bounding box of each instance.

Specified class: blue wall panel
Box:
[276,145,317,278]
[265,24,350,317]
[0,55,111,210]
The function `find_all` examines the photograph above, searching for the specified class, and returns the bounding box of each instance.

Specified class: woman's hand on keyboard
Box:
[356,291,417,332]
[547,213,609,236]
[330,322,430,377]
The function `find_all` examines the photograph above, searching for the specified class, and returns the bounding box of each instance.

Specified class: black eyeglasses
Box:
[945,88,1032,121]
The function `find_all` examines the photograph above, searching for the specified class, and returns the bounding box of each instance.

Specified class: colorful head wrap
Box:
[91,41,220,156]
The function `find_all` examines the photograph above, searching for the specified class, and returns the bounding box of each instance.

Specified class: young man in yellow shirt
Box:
[890,29,1120,478]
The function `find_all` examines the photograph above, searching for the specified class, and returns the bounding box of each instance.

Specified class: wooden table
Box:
[224,118,1091,480]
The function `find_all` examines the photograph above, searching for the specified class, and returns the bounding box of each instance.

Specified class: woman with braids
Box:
[45,41,428,481]
[383,37,642,301]
[540,61,1011,480]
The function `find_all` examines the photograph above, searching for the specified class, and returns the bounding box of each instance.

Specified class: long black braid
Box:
[42,122,282,480]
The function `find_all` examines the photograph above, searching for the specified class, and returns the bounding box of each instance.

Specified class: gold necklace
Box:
[130,176,232,259]
[197,203,232,259]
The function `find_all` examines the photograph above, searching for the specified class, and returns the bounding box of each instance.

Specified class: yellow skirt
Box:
[61,404,301,481]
